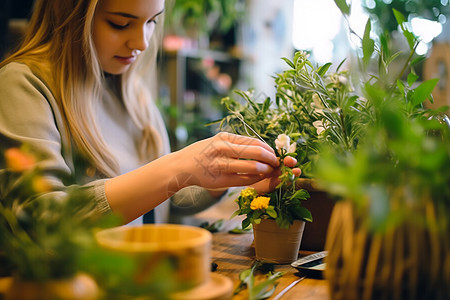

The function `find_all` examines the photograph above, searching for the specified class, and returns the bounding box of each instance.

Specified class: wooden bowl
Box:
[95,224,212,290]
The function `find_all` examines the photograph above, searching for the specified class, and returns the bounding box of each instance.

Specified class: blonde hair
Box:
[0,0,166,177]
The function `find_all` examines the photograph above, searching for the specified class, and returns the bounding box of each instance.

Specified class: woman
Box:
[0,0,298,224]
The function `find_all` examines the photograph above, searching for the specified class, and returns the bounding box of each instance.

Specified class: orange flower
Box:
[5,148,36,172]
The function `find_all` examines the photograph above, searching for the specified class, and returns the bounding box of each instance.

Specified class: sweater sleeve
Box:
[0,62,111,215]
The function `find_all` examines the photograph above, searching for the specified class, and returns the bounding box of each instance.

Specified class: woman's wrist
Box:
[207,188,228,198]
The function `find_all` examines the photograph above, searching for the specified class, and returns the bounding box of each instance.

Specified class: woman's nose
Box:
[127,25,153,52]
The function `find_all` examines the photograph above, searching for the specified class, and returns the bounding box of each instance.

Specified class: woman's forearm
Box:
[104,152,180,223]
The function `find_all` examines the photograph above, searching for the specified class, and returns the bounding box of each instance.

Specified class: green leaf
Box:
[281,57,295,69]
[200,219,224,233]
[235,264,283,300]
[242,217,251,230]
[362,19,374,68]
[317,63,332,76]
[336,58,347,72]
[392,8,406,24]
[411,78,439,108]
[290,189,310,200]
[294,206,313,222]
[396,80,405,96]
[229,225,253,234]
[252,272,284,299]
[230,210,240,219]
[262,97,271,113]
[393,9,416,49]
[334,0,350,16]
[407,73,419,86]
[265,206,278,219]
[403,30,416,50]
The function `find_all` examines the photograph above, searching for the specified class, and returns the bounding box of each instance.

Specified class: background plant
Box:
[313,0,450,231]
[361,0,449,35]
[0,146,177,298]
[0,146,101,280]
[213,0,448,231]
[165,0,244,37]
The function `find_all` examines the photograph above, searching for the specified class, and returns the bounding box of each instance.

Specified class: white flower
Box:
[311,93,324,115]
[338,75,348,85]
[313,120,326,135]
[288,141,296,153]
[298,50,310,59]
[275,134,296,154]
[275,134,290,151]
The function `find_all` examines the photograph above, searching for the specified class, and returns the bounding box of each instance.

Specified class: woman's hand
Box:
[172,132,280,190]
[105,132,300,222]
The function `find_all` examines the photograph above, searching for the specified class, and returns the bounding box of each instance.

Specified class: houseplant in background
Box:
[312,1,450,299]
[215,2,449,289]
[164,0,244,49]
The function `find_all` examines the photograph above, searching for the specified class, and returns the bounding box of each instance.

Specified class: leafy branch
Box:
[234,262,284,300]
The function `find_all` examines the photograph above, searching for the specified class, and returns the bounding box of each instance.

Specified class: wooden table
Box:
[211,231,329,300]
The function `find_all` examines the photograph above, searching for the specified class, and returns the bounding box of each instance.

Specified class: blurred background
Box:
[158,0,450,150]
[1,0,449,151]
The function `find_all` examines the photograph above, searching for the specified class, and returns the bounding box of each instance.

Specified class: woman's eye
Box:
[108,21,129,30]
[147,19,157,25]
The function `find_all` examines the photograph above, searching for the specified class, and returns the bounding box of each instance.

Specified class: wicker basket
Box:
[325,200,450,300]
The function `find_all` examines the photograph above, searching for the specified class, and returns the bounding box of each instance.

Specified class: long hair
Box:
[0,0,166,177]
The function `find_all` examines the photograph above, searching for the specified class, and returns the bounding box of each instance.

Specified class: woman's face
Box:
[93,0,164,74]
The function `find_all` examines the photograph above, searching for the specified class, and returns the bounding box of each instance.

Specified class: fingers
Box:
[211,133,279,168]
[283,156,297,167]
[292,167,302,177]
[283,156,302,176]
[216,132,274,154]
[210,159,275,175]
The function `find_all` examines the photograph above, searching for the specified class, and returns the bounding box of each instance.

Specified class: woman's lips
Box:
[115,56,136,65]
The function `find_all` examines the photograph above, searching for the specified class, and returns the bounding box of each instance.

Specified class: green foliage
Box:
[232,181,312,230]
[0,151,103,280]
[216,4,450,232]
[334,0,351,16]
[314,3,450,232]
[234,262,284,300]
[165,0,244,36]
[0,147,177,297]
[361,0,449,35]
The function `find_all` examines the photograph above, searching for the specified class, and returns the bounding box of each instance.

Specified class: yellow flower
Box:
[240,187,257,200]
[250,196,270,210]
[32,176,52,193]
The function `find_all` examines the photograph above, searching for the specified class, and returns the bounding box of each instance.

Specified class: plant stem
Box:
[388,42,419,95]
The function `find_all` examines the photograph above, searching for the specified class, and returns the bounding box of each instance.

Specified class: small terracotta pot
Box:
[253,219,305,264]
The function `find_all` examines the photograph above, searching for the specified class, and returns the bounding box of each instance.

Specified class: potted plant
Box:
[230,134,312,263]
[0,147,178,299]
[312,2,450,299]
[0,147,101,299]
